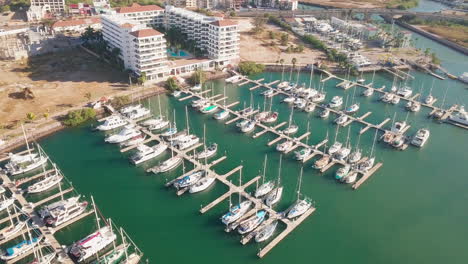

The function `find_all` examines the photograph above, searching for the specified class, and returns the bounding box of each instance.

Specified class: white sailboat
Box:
[287,167,312,219]
[264,155,283,207]
[255,155,274,198]
[27,163,63,194]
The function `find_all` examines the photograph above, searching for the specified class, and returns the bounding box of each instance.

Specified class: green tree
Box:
[424,47,431,56]
[229,11,236,17]
[43,112,49,120]
[84,92,92,101]
[189,68,206,85]
[253,16,267,33]
[291,57,297,69]
[280,33,289,46]
[137,72,147,85]
[62,108,96,126]
[26,112,36,122]
[268,31,276,39]
[165,77,179,91]
[238,61,265,75]
[0,5,11,13]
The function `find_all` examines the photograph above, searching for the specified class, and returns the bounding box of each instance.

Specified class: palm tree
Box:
[292,57,297,69]
[279,58,285,81]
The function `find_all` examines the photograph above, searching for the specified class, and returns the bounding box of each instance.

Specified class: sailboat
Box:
[27,163,63,194]
[358,129,377,172]
[214,85,230,120]
[264,155,283,207]
[255,155,274,198]
[237,210,267,234]
[221,168,253,225]
[281,108,298,135]
[174,170,204,189]
[0,206,28,241]
[1,227,41,260]
[255,221,278,243]
[194,124,217,160]
[424,79,436,105]
[287,167,312,219]
[328,126,342,155]
[161,110,178,137]
[348,134,362,163]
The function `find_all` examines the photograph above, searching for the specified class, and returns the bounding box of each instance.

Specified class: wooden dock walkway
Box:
[352,163,383,190]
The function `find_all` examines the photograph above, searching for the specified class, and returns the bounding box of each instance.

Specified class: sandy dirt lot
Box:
[300,0,383,8]
[238,18,325,66]
[0,48,128,131]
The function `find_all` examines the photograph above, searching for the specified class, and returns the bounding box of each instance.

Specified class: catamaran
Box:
[130,143,167,165]
[288,167,312,219]
[1,236,41,260]
[27,166,63,194]
[105,125,141,144]
[238,211,267,235]
[174,170,204,189]
[68,226,117,262]
[96,116,127,131]
[255,221,278,243]
[38,196,88,227]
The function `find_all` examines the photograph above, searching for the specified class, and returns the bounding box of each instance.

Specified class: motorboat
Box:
[174,170,204,189]
[255,181,275,198]
[424,94,435,105]
[391,121,408,134]
[362,88,373,97]
[449,106,468,126]
[287,199,312,218]
[391,96,400,105]
[238,210,267,234]
[68,226,117,262]
[328,96,343,108]
[304,103,316,113]
[190,83,202,91]
[120,134,146,148]
[96,116,127,131]
[345,103,359,114]
[276,140,294,152]
[255,221,278,242]
[328,142,342,155]
[126,107,150,120]
[283,96,295,103]
[221,200,253,225]
[39,196,88,227]
[397,86,413,98]
[195,143,217,160]
[27,172,63,194]
[177,135,200,150]
[411,129,430,147]
[348,149,362,163]
[214,110,230,120]
[200,104,219,114]
[344,171,358,184]
[241,121,256,133]
[120,104,141,115]
[264,187,283,207]
[105,126,141,144]
[381,93,394,103]
[149,120,170,131]
[189,176,216,193]
[295,147,312,161]
[262,89,275,97]
[282,124,298,135]
[0,198,15,212]
[334,114,348,126]
[312,92,326,103]
[1,237,41,260]
[262,112,278,123]
[410,102,421,112]
[172,90,182,97]
[191,99,208,108]
[335,165,350,180]
[149,156,183,173]
[130,143,167,165]
[313,155,331,169]
[320,109,330,118]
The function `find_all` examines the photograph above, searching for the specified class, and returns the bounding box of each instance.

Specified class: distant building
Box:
[254,0,298,10]
[69,3,93,16]
[30,0,66,14]
[26,5,50,22]
[116,3,165,27]
[93,0,111,13]
[51,17,101,33]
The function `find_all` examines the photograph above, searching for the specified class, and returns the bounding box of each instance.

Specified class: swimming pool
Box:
[167,49,190,57]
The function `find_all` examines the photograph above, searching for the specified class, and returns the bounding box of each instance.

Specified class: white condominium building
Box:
[101,14,169,82]
[30,0,66,14]
[207,20,239,64]
[116,3,165,27]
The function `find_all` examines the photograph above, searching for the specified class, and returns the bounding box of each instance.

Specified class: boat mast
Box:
[109,218,117,249]
[288,108,294,128]
[429,79,435,97]
[238,168,242,204]
[333,125,340,144]
[185,105,190,135]
[262,154,267,184]
[91,195,101,230]
[308,65,314,89]
[297,166,304,201]
[21,124,32,157]
[121,227,129,263]
[158,95,162,118]
[277,155,282,186]
[223,84,226,107]
[370,129,378,158]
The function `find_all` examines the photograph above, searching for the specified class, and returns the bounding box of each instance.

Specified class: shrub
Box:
[188,69,206,85]
[62,108,96,126]
[239,61,265,75]
[111,95,131,109]
[165,77,179,91]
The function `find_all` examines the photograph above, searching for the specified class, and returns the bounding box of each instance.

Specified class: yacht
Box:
[282,124,298,135]
[304,103,316,113]
[1,237,41,260]
[149,120,170,131]
[264,187,283,207]
[334,114,348,126]
[200,104,219,114]
[262,89,275,97]
[255,221,278,242]
[150,156,183,174]
[362,88,373,97]
[190,83,202,91]
[120,104,141,115]
[126,107,150,120]
[174,170,204,189]
[0,220,27,241]
[276,140,294,152]
[120,134,146,148]
[96,116,127,131]
[358,157,375,172]
[391,96,400,105]
[0,198,15,212]
[221,200,253,225]
[328,96,343,108]
[449,106,468,125]
[344,171,358,184]
[312,92,326,103]
[68,226,117,262]
[238,210,267,234]
[313,155,331,169]
[328,142,342,155]
[345,103,359,114]
[255,181,275,198]
[381,93,394,103]
[4,154,48,176]
[130,143,167,165]
[241,121,256,133]
[391,121,408,134]
[189,176,216,193]
[214,110,230,120]
[195,143,217,160]
[424,94,435,105]
[335,165,350,180]
[348,149,362,163]
[177,135,200,150]
[295,147,312,161]
[105,126,141,144]
[27,172,63,194]
[411,129,430,147]
[38,196,88,227]
[172,90,182,97]
[320,109,330,118]
[335,146,351,160]
[287,199,312,218]
[283,96,295,103]
[397,86,413,98]
[262,112,278,123]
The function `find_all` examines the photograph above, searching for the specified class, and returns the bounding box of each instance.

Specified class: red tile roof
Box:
[120,23,135,29]
[117,3,163,13]
[52,17,100,29]
[130,28,163,38]
[210,20,237,27]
